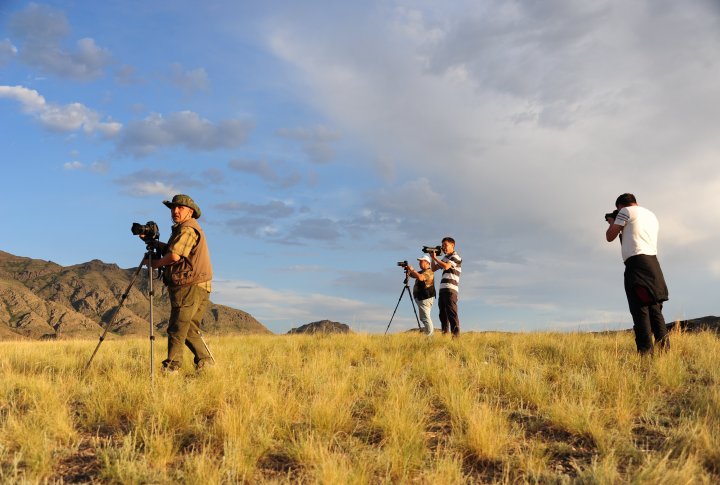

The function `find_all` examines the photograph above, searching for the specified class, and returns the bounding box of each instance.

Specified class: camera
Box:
[131,221,160,241]
[604,210,619,222]
[422,245,442,255]
[397,260,408,268]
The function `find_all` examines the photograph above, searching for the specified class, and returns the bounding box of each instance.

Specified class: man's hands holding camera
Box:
[605,209,619,224]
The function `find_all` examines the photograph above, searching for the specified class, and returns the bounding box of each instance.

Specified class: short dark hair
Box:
[442,236,455,245]
[615,193,637,208]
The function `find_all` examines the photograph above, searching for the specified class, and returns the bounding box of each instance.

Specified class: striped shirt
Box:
[440,252,462,293]
[168,225,212,293]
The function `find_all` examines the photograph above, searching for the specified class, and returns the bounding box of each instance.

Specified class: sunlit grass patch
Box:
[0,330,718,482]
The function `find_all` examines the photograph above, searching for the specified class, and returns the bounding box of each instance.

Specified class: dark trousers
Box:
[624,282,669,355]
[438,290,459,335]
[165,284,212,369]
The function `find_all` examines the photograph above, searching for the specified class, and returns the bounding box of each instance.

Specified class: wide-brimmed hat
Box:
[163,194,201,219]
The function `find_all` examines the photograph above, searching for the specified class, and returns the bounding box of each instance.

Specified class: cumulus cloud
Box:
[276,125,341,164]
[264,0,720,328]
[225,216,280,238]
[9,3,112,80]
[216,200,295,218]
[114,169,202,197]
[228,158,302,188]
[117,111,254,157]
[0,39,17,66]
[168,62,209,94]
[286,217,342,242]
[115,64,144,85]
[212,277,391,332]
[63,160,110,173]
[63,161,83,170]
[0,85,122,135]
[202,168,226,185]
[372,177,446,216]
[218,200,297,238]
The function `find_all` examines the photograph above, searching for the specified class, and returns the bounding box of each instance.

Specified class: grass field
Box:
[1,329,718,484]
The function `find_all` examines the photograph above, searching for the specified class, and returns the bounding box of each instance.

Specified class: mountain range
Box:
[0,250,271,340]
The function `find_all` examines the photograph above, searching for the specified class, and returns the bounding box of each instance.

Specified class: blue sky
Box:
[2,0,720,334]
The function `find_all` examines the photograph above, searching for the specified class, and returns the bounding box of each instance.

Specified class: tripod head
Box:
[144,241,163,260]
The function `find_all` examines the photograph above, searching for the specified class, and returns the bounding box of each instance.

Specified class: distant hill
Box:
[288,320,352,335]
[667,316,720,333]
[0,250,271,340]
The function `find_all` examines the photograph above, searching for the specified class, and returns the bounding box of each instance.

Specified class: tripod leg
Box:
[148,251,155,386]
[407,286,422,330]
[197,331,216,364]
[84,256,145,373]
[384,285,408,335]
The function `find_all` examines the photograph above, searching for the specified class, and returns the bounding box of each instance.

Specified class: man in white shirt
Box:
[606,193,669,355]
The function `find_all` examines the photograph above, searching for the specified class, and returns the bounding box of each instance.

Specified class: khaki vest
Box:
[163,218,213,288]
[413,269,436,301]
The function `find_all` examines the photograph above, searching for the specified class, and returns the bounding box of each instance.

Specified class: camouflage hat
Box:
[163,194,202,219]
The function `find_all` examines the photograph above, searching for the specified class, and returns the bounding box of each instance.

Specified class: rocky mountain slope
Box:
[0,250,271,340]
[287,320,351,334]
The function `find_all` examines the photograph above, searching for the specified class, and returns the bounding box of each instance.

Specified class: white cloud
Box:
[228,158,302,188]
[263,0,720,327]
[373,177,446,215]
[276,125,341,164]
[63,161,83,170]
[114,169,206,198]
[0,85,122,135]
[9,3,112,80]
[168,62,209,94]
[213,278,400,333]
[126,181,177,197]
[62,160,110,173]
[117,111,254,157]
[0,39,17,65]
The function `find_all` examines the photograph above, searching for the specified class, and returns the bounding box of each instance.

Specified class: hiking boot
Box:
[195,358,215,373]
[161,359,181,374]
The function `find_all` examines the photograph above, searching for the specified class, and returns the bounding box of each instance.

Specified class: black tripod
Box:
[84,245,158,384]
[384,273,422,335]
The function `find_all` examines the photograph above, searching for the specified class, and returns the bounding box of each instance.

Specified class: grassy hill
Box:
[1,330,718,483]
[0,250,271,339]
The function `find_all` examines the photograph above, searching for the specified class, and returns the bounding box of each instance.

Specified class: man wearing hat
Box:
[406,255,436,336]
[143,194,214,371]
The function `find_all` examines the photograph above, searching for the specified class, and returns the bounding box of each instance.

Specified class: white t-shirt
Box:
[613,205,659,262]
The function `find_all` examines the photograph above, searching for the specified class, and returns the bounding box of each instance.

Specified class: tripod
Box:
[84,245,159,384]
[384,273,422,335]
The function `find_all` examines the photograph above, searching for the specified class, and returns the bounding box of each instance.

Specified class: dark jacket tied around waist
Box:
[624,254,668,304]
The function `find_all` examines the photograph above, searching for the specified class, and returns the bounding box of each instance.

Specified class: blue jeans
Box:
[415,297,435,335]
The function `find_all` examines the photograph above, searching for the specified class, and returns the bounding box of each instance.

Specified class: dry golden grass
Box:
[1,328,718,483]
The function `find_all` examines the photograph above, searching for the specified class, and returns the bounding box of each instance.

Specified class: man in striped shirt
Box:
[431,236,462,336]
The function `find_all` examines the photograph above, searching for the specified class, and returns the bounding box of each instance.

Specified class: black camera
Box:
[397,260,408,268]
[604,210,619,222]
[422,245,441,255]
[131,221,159,241]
